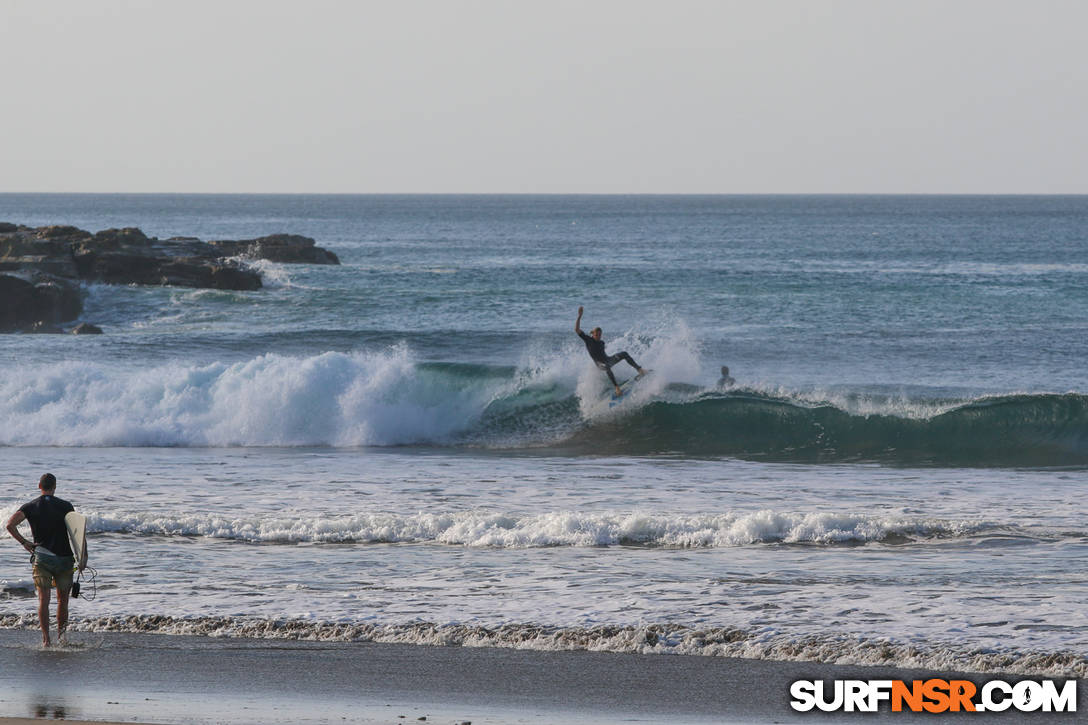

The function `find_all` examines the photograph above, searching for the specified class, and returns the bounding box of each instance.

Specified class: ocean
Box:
[1,194,1086,677]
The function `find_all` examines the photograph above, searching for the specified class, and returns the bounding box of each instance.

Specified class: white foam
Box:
[239,257,294,287]
[2,614,1080,677]
[81,508,993,547]
[0,323,723,448]
[575,318,704,419]
[0,348,505,447]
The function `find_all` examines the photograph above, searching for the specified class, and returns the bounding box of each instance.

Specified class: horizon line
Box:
[1,191,1087,197]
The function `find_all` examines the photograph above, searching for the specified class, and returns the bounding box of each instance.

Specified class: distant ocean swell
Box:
[0,614,1082,678]
[2,351,1086,465]
[62,509,1005,547]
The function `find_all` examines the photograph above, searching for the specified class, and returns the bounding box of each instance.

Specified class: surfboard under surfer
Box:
[575,306,646,397]
[5,473,82,647]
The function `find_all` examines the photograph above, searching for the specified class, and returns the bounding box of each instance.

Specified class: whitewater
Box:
[3,349,1085,464]
[1,194,1086,679]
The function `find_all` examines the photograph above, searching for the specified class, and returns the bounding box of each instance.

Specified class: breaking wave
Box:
[1,348,1086,466]
[77,508,1003,547]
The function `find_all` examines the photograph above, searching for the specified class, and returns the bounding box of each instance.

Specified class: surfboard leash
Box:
[72,565,98,601]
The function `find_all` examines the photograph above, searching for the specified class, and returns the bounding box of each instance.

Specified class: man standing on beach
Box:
[6,473,79,647]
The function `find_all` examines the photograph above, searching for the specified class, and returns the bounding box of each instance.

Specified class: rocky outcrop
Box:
[0,223,340,333]
[209,234,340,264]
[0,273,82,333]
[69,227,262,290]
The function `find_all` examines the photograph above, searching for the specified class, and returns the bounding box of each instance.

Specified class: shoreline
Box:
[2,613,1083,680]
[0,629,1081,724]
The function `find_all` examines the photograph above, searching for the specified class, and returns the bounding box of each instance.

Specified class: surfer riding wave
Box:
[575,306,646,397]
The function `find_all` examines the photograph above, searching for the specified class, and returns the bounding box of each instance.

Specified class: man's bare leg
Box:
[56,585,70,644]
[36,584,51,647]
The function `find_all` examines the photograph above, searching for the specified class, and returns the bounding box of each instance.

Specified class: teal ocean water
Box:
[1,195,1086,676]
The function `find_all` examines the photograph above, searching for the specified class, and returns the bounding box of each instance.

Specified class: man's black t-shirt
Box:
[19,495,75,557]
[578,330,608,364]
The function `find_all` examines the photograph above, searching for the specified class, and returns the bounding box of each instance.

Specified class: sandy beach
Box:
[0,628,1080,724]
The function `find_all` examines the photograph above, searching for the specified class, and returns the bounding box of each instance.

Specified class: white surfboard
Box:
[64,511,88,570]
[609,370,654,407]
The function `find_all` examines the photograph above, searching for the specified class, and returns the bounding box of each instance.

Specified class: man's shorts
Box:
[32,551,75,592]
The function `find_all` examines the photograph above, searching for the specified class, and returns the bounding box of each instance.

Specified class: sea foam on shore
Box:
[2,614,1083,678]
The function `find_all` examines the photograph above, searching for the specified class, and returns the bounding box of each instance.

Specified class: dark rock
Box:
[209,263,263,291]
[73,251,166,285]
[209,234,340,264]
[73,251,261,291]
[90,227,152,248]
[34,225,92,242]
[162,236,219,256]
[0,273,83,332]
[9,257,80,278]
[70,228,262,290]
[32,278,83,321]
[0,222,18,233]
[157,259,262,290]
[1,230,76,260]
[75,229,216,263]
[28,321,65,334]
[71,322,103,335]
[2,226,81,278]
[154,237,221,258]
[0,275,37,331]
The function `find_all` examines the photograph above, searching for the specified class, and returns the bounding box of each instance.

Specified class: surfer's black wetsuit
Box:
[577,331,642,387]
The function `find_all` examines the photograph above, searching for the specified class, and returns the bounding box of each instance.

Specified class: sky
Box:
[2,0,1086,194]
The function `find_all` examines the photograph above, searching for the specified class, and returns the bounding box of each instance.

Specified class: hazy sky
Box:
[3,0,1086,193]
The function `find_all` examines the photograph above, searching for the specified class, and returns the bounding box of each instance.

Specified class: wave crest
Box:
[80,509,999,547]
[571,392,1088,465]
[2,350,1086,465]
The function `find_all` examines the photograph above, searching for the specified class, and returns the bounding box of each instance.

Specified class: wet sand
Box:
[0,629,1080,724]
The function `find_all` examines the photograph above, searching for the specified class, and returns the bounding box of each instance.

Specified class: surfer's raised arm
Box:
[575,305,584,336]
